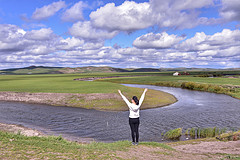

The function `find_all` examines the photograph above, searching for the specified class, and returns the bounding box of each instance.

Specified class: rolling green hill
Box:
[1,66,240,75]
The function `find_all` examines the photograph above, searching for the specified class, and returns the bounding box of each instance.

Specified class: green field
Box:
[100,74,240,99]
[0,74,123,93]
[100,75,240,86]
[0,73,177,111]
[0,72,239,111]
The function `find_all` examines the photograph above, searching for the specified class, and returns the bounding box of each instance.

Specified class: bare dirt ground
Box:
[116,140,240,160]
[0,92,118,104]
[0,123,43,137]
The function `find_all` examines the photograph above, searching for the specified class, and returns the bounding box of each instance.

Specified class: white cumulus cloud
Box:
[90,1,152,31]
[61,1,87,22]
[69,21,118,41]
[220,0,240,21]
[32,1,66,20]
[89,0,214,32]
[24,28,55,41]
[133,32,185,49]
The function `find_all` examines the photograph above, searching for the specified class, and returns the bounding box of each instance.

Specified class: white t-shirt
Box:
[119,90,147,118]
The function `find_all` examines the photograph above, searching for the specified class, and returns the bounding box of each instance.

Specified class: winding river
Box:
[0,84,239,142]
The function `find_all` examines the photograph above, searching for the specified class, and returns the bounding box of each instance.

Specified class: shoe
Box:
[132,142,135,145]
[135,142,139,145]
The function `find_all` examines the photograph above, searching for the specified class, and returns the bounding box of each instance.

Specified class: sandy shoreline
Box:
[0,122,43,137]
[0,122,95,143]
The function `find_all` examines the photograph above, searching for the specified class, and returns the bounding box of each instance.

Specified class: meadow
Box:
[0,73,177,111]
[0,72,239,110]
[100,74,240,99]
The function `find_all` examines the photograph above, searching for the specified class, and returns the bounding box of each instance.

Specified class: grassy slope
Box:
[0,131,239,160]
[0,131,131,159]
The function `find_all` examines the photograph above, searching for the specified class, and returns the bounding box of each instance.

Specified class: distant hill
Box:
[58,66,128,74]
[128,68,161,72]
[0,66,239,75]
[0,66,63,74]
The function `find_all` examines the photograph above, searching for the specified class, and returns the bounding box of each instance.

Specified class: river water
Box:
[0,84,239,142]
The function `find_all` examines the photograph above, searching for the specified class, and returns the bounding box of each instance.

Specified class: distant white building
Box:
[173,72,179,76]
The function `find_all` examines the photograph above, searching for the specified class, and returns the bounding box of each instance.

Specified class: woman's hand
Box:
[118,90,121,94]
[144,88,148,92]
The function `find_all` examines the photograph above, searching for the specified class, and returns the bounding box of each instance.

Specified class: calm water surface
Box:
[0,84,239,142]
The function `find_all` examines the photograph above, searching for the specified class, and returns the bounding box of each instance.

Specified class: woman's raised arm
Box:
[138,88,147,107]
[118,90,131,106]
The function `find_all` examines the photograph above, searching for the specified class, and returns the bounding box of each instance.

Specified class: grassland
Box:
[0,71,239,111]
[0,73,177,111]
[100,74,240,99]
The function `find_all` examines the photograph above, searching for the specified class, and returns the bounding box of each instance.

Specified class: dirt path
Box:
[116,141,240,160]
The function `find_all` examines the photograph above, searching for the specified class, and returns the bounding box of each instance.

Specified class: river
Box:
[0,84,239,142]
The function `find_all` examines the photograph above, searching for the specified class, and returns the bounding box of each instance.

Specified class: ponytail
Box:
[132,96,139,105]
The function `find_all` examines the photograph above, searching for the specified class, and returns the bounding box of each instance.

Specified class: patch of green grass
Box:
[224,155,240,159]
[0,131,132,159]
[164,128,182,140]
[0,131,178,159]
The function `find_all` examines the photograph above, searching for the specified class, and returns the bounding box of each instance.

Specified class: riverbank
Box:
[0,123,42,137]
[100,76,240,99]
[0,88,177,111]
[0,123,239,159]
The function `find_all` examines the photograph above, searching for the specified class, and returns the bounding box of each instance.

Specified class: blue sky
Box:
[0,0,240,69]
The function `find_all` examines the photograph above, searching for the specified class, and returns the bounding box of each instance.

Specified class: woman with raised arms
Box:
[118,88,148,145]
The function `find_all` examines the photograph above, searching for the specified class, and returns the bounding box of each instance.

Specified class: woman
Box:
[118,88,148,145]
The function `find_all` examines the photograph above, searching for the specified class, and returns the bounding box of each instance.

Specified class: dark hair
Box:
[132,96,139,105]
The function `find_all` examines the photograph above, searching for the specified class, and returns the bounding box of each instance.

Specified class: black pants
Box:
[129,118,140,143]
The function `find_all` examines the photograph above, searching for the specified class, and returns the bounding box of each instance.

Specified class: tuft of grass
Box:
[217,130,240,141]
[189,128,196,137]
[164,128,182,139]
[185,127,228,138]
[224,155,240,159]
[185,128,190,135]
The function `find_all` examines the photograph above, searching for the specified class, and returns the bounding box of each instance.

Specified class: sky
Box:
[0,0,240,69]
